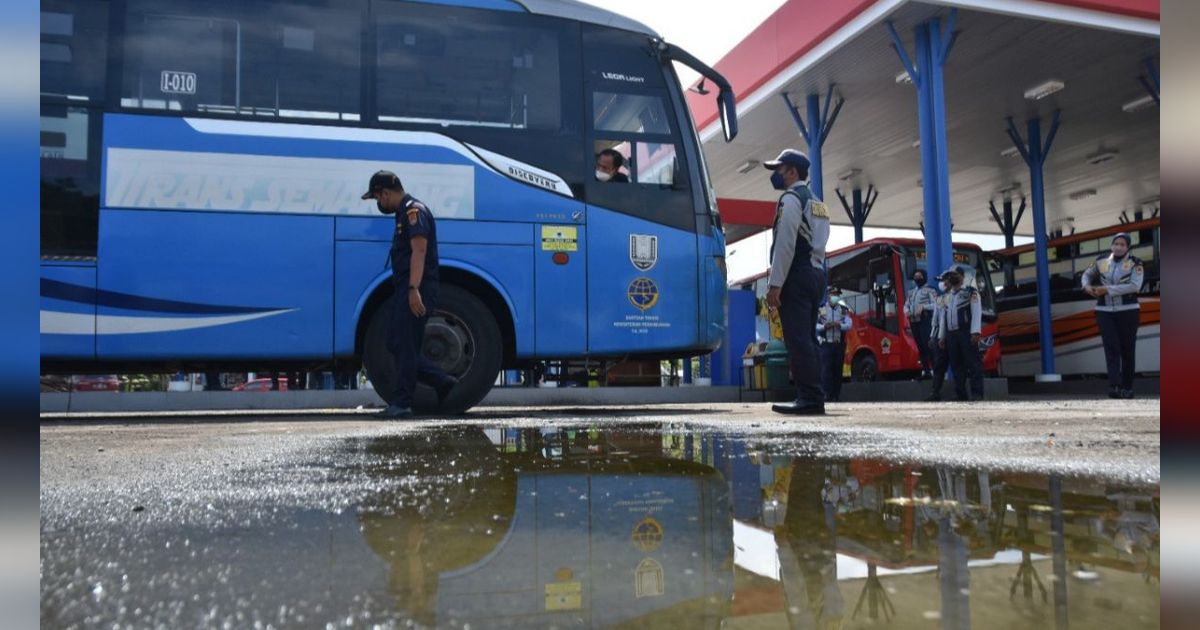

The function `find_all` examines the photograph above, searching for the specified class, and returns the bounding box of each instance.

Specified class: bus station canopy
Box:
[686,0,1160,244]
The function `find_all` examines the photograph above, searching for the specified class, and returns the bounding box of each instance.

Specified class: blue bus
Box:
[39,0,738,410]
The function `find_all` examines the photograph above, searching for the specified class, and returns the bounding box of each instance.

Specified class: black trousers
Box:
[820,341,845,401]
[780,265,827,405]
[1096,309,1139,390]
[388,284,451,407]
[929,339,950,397]
[913,318,933,374]
[946,328,984,400]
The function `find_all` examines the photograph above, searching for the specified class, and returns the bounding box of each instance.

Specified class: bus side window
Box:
[121,0,362,121]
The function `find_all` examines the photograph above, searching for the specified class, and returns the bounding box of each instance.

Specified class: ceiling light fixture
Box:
[1086,149,1119,165]
[1000,146,1021,158]
[1068,188,1097,201]
[838,168,861,181]
[1122,94,1156,113]
[736,159,759,174]
[895,70,913,85]
[1024,79,1065,100]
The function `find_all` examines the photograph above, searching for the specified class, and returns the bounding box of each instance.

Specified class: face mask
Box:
[914,277,926,287]
[829,296,840,306]
[938,281,947,292]
[595,170,612,182]
[770,172,787,191]
[376,201,387,213]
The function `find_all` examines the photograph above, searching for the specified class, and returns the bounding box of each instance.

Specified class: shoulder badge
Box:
[809,201,829,219]
[1122,259,1133,271]
[1135,264,1144,274]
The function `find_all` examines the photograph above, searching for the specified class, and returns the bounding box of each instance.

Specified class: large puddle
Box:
[42,424,1160,628]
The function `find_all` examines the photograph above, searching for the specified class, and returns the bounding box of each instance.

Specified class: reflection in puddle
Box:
[349,426,1158,628]
[41,425,1160,629]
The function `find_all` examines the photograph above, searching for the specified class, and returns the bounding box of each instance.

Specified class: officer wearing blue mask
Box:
[1081,232,1144,399]
[763,149,831,415]
[816,286,852,402]
[362,170,457,419]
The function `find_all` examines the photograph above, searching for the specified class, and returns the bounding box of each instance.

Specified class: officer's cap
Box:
[1111,232,1132,246]
[762,149,811,172]
[361,170,403,199]
[828,286,843,295]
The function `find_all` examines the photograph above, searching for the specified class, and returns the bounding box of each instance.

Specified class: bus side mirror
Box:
[718,89,737,142]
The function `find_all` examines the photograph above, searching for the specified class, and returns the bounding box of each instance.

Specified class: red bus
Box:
[733,238,1001,381]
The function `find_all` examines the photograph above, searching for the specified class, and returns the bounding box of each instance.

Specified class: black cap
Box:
[762,149,811,171]
[828,286,843,295]
[361,170,403,200]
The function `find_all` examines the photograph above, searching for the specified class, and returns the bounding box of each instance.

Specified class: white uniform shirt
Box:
[905,285,938,323]
[943,286,982,335]
[815,302,853,343]
[768,182,831,288]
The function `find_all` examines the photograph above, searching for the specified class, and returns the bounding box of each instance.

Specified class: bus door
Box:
[581,26,698,355]
[860,249,904,370]
[40,0,108,361]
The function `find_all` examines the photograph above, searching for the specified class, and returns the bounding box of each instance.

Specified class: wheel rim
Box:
[858,359,876,382]
[423,309,476,377]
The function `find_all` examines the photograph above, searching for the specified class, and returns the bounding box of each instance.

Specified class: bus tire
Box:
[851,352,878,382]
[362,285,502,414]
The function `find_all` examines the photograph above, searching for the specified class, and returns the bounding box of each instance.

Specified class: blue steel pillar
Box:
[1138,58,1159,104]
[988,196,1026,250]
[781,87,844,201]
[888,12,957,285]
[1006,111,1062,381]
[835,185,878,243]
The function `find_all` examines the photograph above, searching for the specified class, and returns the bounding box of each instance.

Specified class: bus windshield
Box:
[903,247,996,316]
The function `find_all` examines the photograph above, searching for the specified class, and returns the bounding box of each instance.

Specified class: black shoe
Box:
[435,376,459,406]
[955,395,970,402]
[1120,388,1135,399]
[375,403,413,419]
[771,401,826,415]
[924,393,942,402]
[1107,386,1122,399]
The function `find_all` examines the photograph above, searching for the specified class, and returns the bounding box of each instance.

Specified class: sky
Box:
[576,0,1034,282]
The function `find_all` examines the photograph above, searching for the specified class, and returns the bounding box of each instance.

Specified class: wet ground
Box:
[41,401,1160,628]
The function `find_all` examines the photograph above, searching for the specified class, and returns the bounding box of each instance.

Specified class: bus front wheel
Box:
[852,353,879,382]
[362,284,502,414]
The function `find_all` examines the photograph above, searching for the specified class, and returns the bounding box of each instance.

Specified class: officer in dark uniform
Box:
[816,287,852,402]
[763,149,831,415]
[940,264,984,401]
[361,170,457,419]
[1081,232,1145,399]
[905,269,938,379]
[925,270,951,401]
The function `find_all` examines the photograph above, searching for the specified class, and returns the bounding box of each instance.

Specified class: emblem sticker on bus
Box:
[160,71,197,95]
[629,234,658,271]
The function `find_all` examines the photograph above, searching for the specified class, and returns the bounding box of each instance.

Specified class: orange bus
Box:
[989,217,1160,378]
[732,238,1001,381]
